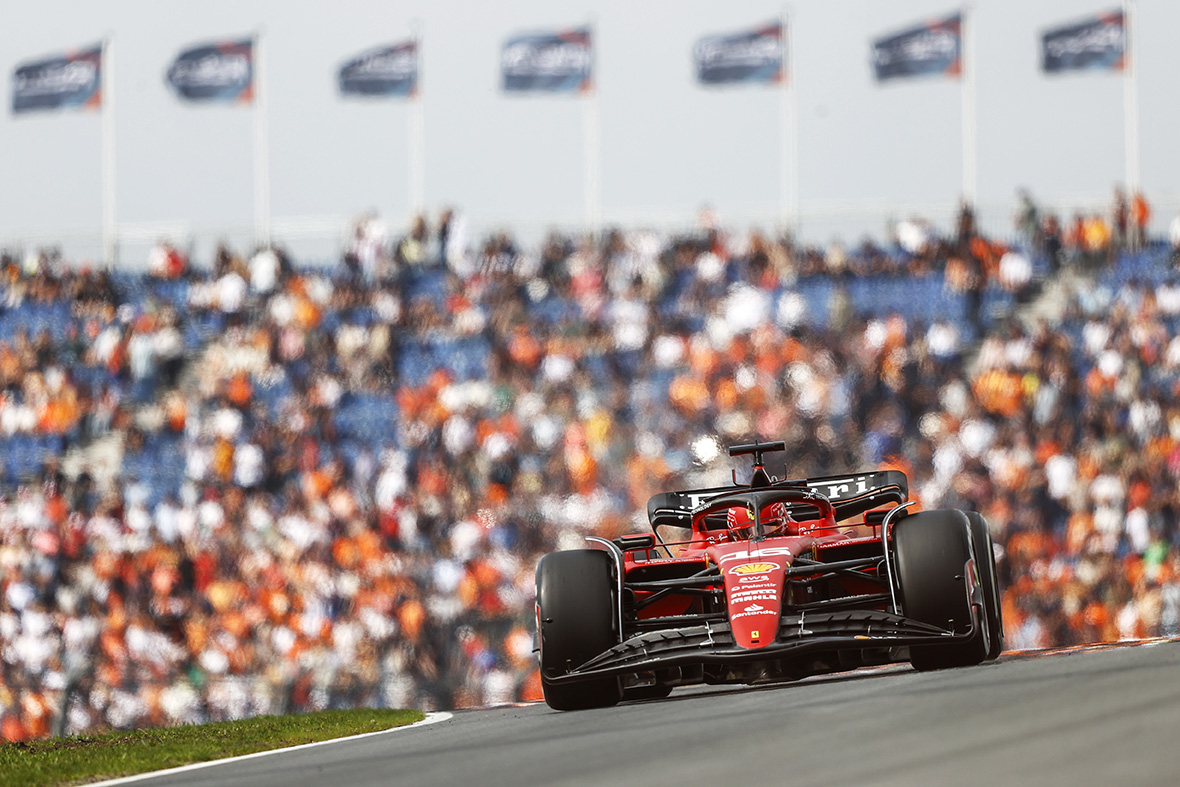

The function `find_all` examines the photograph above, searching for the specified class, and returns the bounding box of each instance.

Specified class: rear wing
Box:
[647,469,909,529]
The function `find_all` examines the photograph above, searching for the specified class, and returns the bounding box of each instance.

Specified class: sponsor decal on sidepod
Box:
[729,562,777,575]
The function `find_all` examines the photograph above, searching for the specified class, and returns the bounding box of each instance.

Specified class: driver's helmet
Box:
[725,501,793,540]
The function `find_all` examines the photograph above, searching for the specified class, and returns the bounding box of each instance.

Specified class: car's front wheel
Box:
[894,510,989,671]
[536,549,623,710]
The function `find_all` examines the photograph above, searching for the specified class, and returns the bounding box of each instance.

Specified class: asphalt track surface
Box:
[125,640,1180,787]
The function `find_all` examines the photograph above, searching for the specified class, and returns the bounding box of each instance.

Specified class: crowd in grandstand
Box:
[0,188,1178,740]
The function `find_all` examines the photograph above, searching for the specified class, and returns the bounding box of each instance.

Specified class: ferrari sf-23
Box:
[534,441,1003,710]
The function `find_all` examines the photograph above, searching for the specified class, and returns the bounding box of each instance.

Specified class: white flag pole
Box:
[585,90,600,232]
[961,7,976,205]
[409,26,425,217]
[101,35,117,265]
[584,24,601,234]
[1123,0,1139,194]
[254,31,271,248]
[781,9,798,232]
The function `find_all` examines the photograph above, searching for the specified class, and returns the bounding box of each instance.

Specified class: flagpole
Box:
[961,6,976,205]
[584,22,600,234]
[254,30,270,248]
[409,24,425,217]
[781,8,798,233]
[102,35,117,265]
[584,92,600,233]
[1123,0,1139,194]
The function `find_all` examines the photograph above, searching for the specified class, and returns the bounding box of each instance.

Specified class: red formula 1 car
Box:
[535,441,1003,710]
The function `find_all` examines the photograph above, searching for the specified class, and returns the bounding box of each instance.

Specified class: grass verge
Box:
[0,708,425,787]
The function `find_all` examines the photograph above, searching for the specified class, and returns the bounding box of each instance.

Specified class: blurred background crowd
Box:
[1,189,1179,740]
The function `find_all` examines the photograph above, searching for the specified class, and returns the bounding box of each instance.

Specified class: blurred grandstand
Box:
[0,195,1178,740]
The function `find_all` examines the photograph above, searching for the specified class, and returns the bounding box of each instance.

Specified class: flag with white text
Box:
[1041,11,1124,73]
[502,28,592,93]
[166,39,254,102]
[339,41,418,97]
[694,22,783,85]
[871,14,961,82]
[12,44,102,114]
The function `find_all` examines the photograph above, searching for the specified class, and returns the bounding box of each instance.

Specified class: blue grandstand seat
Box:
[122,433,187,506]
[532,297,578,324]
[980,289,1016,329]
[337,439,368,473]
[396,337,490,387]
[645,368,676,405]
[8,302,77,342]
[785,275,966,329]
[71,365,112,395]
[151,279,190,308]
[183,311,226,351]
[580,353,610,381]
[255,374,294,416]
[1,433,52,484]
[441,337,491,381]
[320,310,341,333]
[1060,319,1092,375]
[403,268,448,307]
[787,278,836,329]
[335,393,399,448]
[111,271,150,303]
[128,376,158,405]
[396,343,433,387]
[1099,248,1173,288]
[845,275,963,324]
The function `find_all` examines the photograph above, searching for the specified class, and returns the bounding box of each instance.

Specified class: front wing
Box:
[544,588,986,684]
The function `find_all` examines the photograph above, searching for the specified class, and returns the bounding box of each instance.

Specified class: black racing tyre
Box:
[622,683,674,702]
[966,511,1005,661]
[536,549,623,710]
[894,510,988,671]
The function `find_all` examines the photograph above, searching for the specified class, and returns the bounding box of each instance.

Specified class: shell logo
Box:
[729,562,777,575]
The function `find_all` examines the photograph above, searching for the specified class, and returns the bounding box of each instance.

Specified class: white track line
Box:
[84,711,453,787]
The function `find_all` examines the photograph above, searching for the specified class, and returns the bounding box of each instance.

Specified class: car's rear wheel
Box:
[893,510,988,671]
[536,549,623,710]
[966,511,1004,660]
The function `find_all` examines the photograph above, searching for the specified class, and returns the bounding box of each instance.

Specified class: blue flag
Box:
[339,41,418,97]
[1042,12,1125,73]
[166,39,254,103]
[694,22,783,85]
[871,14,961,82]
[12,44,102,114]
[502,28,592,93]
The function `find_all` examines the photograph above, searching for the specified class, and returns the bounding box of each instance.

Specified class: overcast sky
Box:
[2,0,1178,262]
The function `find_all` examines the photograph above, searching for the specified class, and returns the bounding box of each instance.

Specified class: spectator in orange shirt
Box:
[1131,191,1151,249]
